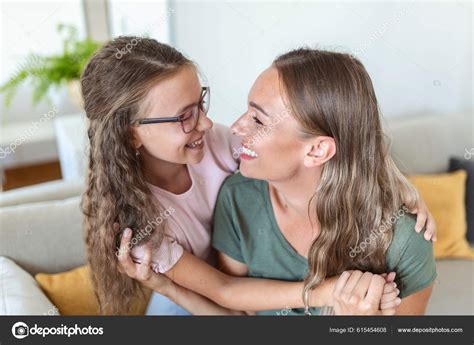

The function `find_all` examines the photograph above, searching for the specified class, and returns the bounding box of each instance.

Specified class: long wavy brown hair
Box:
[272,48,419,308]
[81,36,193,314]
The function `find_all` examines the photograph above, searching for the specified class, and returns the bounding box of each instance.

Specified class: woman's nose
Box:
[230,113,249,138]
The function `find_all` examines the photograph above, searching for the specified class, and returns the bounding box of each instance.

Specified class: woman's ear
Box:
[303,136,336,168]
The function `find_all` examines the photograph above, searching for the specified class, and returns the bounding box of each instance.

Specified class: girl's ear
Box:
[303,136,336,168]
[131,127,143,150]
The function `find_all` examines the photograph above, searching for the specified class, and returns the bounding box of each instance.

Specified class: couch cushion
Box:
[0,256,58,315]
[0,196,85,275]
[449,157,474,244]
[36,265,151,315]
[408,170,474,259]
[384,112,472,174]
[426,259,474,315]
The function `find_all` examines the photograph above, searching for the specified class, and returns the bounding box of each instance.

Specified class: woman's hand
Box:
[117,227,174,294]
[333,271,401,315]
[407,196,437,242]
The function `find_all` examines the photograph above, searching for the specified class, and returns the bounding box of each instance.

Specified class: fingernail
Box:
[124,228,132,237]
[392,282,397,288]
[396,298,401,303]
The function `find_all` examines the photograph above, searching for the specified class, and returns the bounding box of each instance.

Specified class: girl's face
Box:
[231,67,312,182]
[132,66,213,165]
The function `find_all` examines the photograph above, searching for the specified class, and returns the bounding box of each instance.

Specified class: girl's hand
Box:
[117,227,173,294]
[333,271,400,315]
[407,196,437,242]
[379,272,401,311]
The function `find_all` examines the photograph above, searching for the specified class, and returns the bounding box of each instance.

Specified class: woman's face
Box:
[132,66,213,165]
[231,67,312,182]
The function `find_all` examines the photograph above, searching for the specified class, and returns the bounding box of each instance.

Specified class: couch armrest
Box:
[0,179,84,208]
[0,196,86,275]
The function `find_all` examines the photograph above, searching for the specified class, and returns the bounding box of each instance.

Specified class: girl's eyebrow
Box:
[176,102,198,116]
[174,89,203,115]
[249,101,269,117]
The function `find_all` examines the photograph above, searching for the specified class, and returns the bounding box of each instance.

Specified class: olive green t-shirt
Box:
[212,172,437,315]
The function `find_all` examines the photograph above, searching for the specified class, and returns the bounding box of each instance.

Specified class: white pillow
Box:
[0,256,59,315]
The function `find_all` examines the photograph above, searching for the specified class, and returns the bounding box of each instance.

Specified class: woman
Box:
[211,48,437,314]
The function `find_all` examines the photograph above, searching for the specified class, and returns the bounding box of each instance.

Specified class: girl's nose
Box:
[196,111,213,132]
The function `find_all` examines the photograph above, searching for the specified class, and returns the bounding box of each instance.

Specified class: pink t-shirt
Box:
[131,123,240,273]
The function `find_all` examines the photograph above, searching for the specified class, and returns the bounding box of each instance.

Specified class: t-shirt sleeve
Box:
[211,183,246,264]
[388,217,437,299]
[130,235,184,273]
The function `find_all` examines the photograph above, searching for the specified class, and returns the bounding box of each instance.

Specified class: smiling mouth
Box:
[240,145,258,159]
[186,137,204,149]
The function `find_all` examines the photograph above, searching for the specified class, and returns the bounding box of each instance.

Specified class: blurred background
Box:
[0,0,472,190]
[0,0,473,317]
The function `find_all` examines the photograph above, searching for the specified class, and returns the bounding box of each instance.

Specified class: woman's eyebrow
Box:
[249,101,270,117]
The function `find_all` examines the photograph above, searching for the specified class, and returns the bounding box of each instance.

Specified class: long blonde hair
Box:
[81,37,193,314]
[272,48,418,308]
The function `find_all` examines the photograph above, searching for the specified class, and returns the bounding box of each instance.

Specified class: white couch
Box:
[0,111,473,315]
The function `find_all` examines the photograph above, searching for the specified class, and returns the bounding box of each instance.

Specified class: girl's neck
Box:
[141,153,191,194]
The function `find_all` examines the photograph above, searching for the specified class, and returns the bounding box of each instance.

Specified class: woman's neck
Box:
[269,169,321,217]
[268,168,322,258]
[141,153,191,194]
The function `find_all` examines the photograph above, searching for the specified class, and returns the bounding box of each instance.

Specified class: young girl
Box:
[81,37,435,315]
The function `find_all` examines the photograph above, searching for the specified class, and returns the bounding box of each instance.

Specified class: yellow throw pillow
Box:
[36,265,151,315]
[408,170,474,259]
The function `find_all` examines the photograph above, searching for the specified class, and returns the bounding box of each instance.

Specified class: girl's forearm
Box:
[218,277,334,311]
[166,251,333,311]
[159,281,245,315]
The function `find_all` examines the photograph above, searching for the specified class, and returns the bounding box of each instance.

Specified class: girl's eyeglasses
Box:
[130,87,210,134]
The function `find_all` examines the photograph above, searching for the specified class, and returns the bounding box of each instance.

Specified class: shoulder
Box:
[219,172,265,197]
[388,212,429,259]
[205,123,239,154]
[222,171,256,187]
[391,212,418,245]
[203,123,240,171]
[386,212,437,297]
[215,172,268,218]
[206,122,232,143]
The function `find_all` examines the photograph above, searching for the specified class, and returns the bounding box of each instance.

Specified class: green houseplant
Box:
[0,24,101,108]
